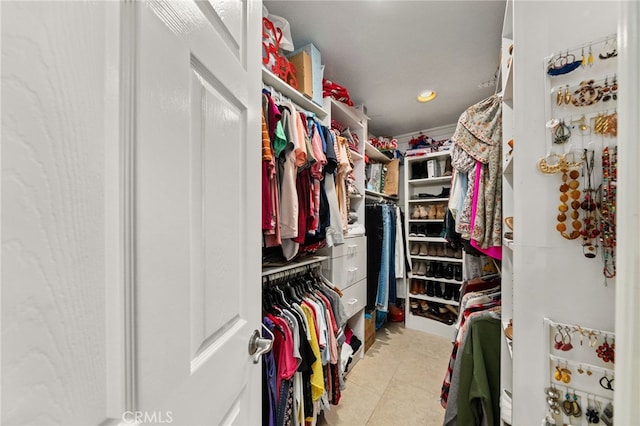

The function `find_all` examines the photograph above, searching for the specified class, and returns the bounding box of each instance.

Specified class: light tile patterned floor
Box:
[319,322,453,426]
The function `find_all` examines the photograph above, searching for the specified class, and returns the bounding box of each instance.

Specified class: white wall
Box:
[512,1,618,422]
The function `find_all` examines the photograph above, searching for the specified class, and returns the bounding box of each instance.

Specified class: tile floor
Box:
[319,321,453,426]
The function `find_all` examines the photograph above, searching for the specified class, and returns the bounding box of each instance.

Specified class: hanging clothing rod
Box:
[261,255,327,283]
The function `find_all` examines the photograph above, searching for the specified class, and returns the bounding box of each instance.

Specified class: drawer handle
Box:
[347,298,358,305]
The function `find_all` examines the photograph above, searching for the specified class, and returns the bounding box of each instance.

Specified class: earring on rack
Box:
[556,87,564,106]
[611,75,617,100]
[564,85,572,105]
[577,364,585,374]
[588,44,594,66]
[561,362,572,384]
[554,359,563,381]
[602,77,612,102]
[553,325,564,349]
[581,46,587,67]
[561,326,574,351]
[572,391,582,418]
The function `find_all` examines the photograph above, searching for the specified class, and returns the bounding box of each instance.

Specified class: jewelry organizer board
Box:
[510,2,618,423]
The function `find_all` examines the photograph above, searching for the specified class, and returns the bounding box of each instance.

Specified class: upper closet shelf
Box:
[262,68,328,119]
[365,141,392,164]
[365,190,398,202]
[326,97,368,126]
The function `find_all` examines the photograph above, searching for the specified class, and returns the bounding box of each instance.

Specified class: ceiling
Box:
[264,0,507,137]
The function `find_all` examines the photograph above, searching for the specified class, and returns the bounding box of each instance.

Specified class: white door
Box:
[2,0,263,424]
[134,0,263,425]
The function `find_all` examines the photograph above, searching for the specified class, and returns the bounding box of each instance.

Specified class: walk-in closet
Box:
[3,1,639,426]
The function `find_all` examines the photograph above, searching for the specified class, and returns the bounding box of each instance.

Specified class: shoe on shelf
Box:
[416,262,427,276]
[428,244,438,257]
[417,280,426,295]
[454,264,463,281]
[443,157,453,176]
[419,205,429,219]
[425,262,435,278]
[453,286,461,301]
[434,281,444,298]
[409,225,418,236]
[434,263,444,278]
[409,280,418,295]
[444,264,454,280]
[436,204,446,220]
[410,243,420,255]
[428,204,438,219]
[412,205,421,219]
[436,245,446,257]
[443,284,453,300]
[416,225,426,237]
[426,281,435,297]
[419,243,429,256]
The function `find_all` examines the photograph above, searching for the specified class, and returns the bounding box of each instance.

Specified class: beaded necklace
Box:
[600,146,617,278]
[557,168,582,240]
[581,149,599,257]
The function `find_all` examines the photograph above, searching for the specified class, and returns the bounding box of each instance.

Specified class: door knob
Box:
[248,326,274,364]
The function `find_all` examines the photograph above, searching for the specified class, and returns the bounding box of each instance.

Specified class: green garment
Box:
[457,315,501,426]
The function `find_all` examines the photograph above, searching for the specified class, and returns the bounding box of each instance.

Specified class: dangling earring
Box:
[556,87,564,106]
[581,47,586,67]
[602,77,611,102]
[611,75,617,101]
[588,44,594,67]
[564,85,572,105]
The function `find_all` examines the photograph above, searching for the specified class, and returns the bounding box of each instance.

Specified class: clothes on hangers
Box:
[262,89,356,261]
[262,269,349,426]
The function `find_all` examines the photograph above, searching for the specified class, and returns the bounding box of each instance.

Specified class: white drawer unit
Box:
[340,278,367,319]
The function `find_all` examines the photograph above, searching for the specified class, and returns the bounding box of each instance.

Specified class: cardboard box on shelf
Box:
[287,51,312,99]
[364,309,376,352]
[287,43,322,106]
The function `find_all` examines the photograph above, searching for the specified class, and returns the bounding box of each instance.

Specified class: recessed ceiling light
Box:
[417,90,437,103]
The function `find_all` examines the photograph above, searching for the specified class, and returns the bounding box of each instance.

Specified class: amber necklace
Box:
[557,168,582,240]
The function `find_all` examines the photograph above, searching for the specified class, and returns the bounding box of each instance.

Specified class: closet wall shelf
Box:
[503,238,514,250]
[262,68,328,119]
[261,255,328,277]
[409,176,452,185]
[409,274,463,285]
[410,255,463,263]
[327,97,368,125]
[350,149,364,161]
[408,219,444,224]
[365,141,392,164]
[408,236,447,243]
[408,198,449,204]
[409,293,460,306]
[407,150,451,160]
[365,190,398,202]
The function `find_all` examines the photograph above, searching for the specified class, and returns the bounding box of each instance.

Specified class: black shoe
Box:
[417,225,426,237]
[453,286,461,302]
[439,187,451,198]
[425,262,435,278]
[443,284,454,300]
[420,161,429,179]
[434,263,443,278]
[444,264,454,280]
[434,282,444,298]
[426,281,435,297]
[409,225,418,236]
[454,264,462,281]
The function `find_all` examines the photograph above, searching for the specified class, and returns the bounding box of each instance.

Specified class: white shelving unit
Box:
[318,97,369,370]
[403,151,462,339]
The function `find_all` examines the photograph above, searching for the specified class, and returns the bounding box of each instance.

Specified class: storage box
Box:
[287,51,312,99]
[383,159,400,196]
[287,43,322,106]
[364,309,376,352]
[427,159,441,178]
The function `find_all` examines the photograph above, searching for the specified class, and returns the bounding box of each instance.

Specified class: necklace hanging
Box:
[600,146,617,278]
[557,167,582,240]
[581,149,599,257]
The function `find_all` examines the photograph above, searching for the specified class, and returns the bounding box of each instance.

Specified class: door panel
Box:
[136,1,261,424]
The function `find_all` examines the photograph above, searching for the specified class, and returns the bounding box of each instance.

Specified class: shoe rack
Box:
[404,151,463,338]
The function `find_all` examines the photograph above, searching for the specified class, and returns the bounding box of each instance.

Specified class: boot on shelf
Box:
[428,244,438,257]
[412,205,421,219]
[419,243,429,256]
[436,244,446,257]
[425,262,435,278]
[454,264,463,281]
[428,204,438,219]
[444,264,454,280]
[426,281,435,297]
[419,205,429,219]
[410,243,420,255]
[434,263,444,278]
[436,204,446,220]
